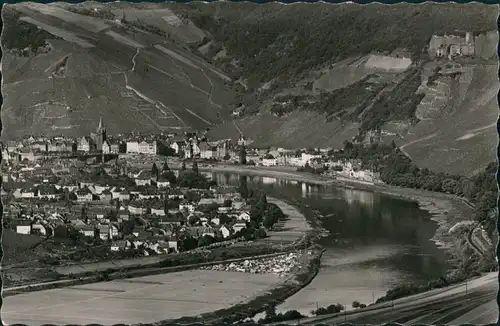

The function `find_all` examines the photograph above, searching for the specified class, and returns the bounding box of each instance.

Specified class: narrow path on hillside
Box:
[400,132,439,150]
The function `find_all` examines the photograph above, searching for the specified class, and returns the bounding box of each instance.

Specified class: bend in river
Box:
[210,172,449,316]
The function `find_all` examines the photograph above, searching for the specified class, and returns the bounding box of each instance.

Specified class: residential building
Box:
[138,140,157,155]
[78,225,95,238]
[199,142,216,159]
[98,225,110,240]
[78,136,93,152]
[16,220,32,235]
[262,154,277,167]
[126,140,140,153]
[170,141,186,154]
[76,188,93,202]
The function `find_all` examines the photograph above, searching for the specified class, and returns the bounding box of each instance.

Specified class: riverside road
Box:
[276,272,498,325]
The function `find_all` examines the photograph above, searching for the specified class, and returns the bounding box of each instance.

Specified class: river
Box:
[209,172,450,316]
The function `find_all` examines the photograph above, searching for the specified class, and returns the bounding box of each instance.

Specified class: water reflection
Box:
[212,172,448,314]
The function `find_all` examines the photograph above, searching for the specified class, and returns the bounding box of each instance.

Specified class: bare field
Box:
[2,270,281,325]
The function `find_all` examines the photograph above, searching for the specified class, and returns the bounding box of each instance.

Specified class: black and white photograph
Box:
[0,1,498,325]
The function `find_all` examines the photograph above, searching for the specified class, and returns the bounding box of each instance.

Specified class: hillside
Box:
[2,2,498,176]
[1,2,235,140]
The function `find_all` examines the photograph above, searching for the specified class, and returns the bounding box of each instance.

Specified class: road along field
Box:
[1,270,281,325]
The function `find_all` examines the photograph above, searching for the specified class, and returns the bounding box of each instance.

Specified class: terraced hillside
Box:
[1,2,235,140]
[2,2,498,176]
[397,61,499,176]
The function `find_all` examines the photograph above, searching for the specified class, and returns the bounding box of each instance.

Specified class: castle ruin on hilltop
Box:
[429,32,475,60]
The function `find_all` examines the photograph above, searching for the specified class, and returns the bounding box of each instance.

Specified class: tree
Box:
[239,146,247,165]
[198,234,216,247]
[151,163,159,177]
[238,175,249,199]
[192,160,199,174]
[181,161,187,171]
[188,214,200,225]
[161,171,177,185]
[179,236,198,252]
[164,196,169,215]
[223,153,231,161]
[53,225,68,238]
[177,171,210,189]
[265,305,277,319]
[162,160,170,172]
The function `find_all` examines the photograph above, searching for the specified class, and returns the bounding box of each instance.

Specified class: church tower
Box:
[96,117,107,151]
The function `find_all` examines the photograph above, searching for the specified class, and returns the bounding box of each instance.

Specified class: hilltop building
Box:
[430,32,475,59]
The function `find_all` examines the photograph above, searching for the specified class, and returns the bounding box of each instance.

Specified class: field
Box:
[2,270,281,325]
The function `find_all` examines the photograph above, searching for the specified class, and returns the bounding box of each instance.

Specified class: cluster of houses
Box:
[1,127,251,163]
[2,156,258,255]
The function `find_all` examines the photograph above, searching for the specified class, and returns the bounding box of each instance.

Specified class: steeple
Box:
[98,117,103,131]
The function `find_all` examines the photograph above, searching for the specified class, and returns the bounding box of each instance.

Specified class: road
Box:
[275,272,498,325]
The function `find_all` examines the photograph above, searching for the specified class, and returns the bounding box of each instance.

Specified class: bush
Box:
[311,303,344,316]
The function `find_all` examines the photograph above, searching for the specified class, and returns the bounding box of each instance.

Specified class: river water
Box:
[210,172,449,315]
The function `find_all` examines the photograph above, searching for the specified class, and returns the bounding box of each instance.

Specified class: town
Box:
[1,119,381,265]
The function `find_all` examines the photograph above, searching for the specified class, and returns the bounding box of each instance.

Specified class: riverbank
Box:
[148,245,325,325]
[196,163,483,260]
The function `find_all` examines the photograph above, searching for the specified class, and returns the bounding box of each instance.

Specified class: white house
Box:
[128,204,147,215]
[111,240,129,251]
[119,191,131,201]
[151,207,166,216]
[32,223,47,236]
[78,137,92,152]
[238,212,251,222]
[301,153,322,167]
[102,141,111,154]
[179,202,195,213]
[126,141,140,153]
[16,221,32,235]
[109,224,119,239]
[138,140,157,155]
[20,188,38,199]
[170,141,186,154]
[76,188,93,202]
[232,220,247,233]
[262,154,277,167]
[99,225,110,241]
[156,179,171,189]
[167,236,178,253]
[220,225,231,239]
[78,225,95,238]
